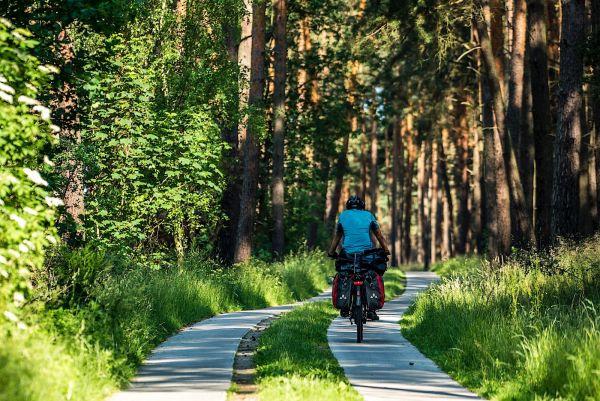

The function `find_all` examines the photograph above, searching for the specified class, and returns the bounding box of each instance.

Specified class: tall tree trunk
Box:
[521,45,535,224]
[591,0,600,229]
[552,0,585,239]
[217,24,241,263]
[528,0,554,247]
[402,116,416,263]
[455,103,470,254]
[360,122,368,200]
[476,9,512,256]
[471,119,483,253]
[369,97,378,215]
[272,0,287,260]
[234,0,266,263]
[391,120,400,266]
[431,140,441,262]
[439,128,455,259]
[506,0,535,246]
[55,29,84,227]
[417,142,425,265]
[420,141,432,270]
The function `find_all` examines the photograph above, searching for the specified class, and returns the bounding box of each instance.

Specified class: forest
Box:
[1,0,599,400]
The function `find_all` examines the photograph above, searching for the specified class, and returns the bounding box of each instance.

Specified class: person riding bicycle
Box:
[327,195,390,320]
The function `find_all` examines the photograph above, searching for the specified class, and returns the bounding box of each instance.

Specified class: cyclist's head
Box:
[346,195,365,210]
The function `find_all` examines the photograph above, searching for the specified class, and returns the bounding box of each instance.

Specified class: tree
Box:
[552,0,585,238]
[272,0,287,260]
[235,0,266,263]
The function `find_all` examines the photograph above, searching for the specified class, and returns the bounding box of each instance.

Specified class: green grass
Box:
[254,268,405,401]
[0,249,331,401]
[430,255,482,277]
[401,239,600,401]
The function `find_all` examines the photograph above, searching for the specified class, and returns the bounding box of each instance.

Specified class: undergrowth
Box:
[0,248,330,401]
[402,237,600,401]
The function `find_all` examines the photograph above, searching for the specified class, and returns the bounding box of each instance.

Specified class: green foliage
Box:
[0,19,58,322]
[0,250,331,401]
[402,238,600,401]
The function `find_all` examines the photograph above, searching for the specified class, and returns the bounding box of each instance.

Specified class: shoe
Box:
[340,309,350,318]
[367,310,380,321]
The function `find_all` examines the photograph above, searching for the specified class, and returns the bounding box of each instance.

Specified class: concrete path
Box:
[327,271,482,401]
[108,291,330,401]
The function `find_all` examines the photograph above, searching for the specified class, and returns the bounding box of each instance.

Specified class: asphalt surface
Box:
[107,291,330,401]
[327,271,482,401]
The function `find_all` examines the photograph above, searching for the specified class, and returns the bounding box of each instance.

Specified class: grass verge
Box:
[401,238,600,401]
[253,268,405,401]
[0,249,331,401]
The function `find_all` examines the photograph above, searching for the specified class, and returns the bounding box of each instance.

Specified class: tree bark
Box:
[527,0,554,247]
[55,29,84,227]
[369,97,378,215]
[431,140,441,262]
[476,10,512,256]
[271,0,287,260]
[439,128,455,259]
[552,0,585,239]
[471,118,483,253]
[455,103,470,255]
[505,0,535,246]
[234,0,266,263]
[391,119,401,266]
[402,116,416,263]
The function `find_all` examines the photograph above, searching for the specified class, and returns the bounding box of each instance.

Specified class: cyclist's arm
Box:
[372,226,390,254]
[328,226,343,256]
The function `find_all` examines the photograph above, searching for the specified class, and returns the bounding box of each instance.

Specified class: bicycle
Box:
[331,252,370,343]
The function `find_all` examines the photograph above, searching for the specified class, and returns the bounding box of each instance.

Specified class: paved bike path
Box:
[108,291,330,401]
[327,271,482,401]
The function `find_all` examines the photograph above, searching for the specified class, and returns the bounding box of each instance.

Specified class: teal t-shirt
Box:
[336,209,380,253]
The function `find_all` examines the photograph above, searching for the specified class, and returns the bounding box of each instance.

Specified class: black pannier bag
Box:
[364,270,385,310]
[332,272,352,310]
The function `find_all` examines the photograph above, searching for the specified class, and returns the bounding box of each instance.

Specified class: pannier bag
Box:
[332,272,352,310]
[364,270,385,310]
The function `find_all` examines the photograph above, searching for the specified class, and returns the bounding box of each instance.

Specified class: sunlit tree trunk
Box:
[235,0,266,263]
[471,117,483,253]
[55,29,84,227]
[369,95,378,215]
[527,0,554,247]
[552,0,584,239]
[272,0,287,260]
[439,129,455,259]
[455,103,470,255]
[476,6,512,256]
[391,119,401,266]
[431,140,441,262]
[402,116,416,263]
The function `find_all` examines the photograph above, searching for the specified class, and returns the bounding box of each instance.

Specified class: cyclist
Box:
[327,195,390,320]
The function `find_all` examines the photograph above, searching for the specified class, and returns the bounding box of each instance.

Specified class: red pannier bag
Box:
[332,272,352,310]
[364,270,385,310]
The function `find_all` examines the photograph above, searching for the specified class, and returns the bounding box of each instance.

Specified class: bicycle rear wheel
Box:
[354,305,363,343]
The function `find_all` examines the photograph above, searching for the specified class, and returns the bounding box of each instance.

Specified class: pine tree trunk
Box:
[552,0,585,239]
[455,104,470,255]
[471,119,483,253]
[391,120,400,266]
[439,128,455,259]
[55,29,84,227]
[527,0,554,247]
[431,140,442,262]
[521,45,535,225]
[421,141,432,270]
[234,0,266,263]
[417,142,425,265]
[476,11,512,256]
[272,0,287,260]
[369,99,378,215]
[505,0,535,246]
[402,117,416,263]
